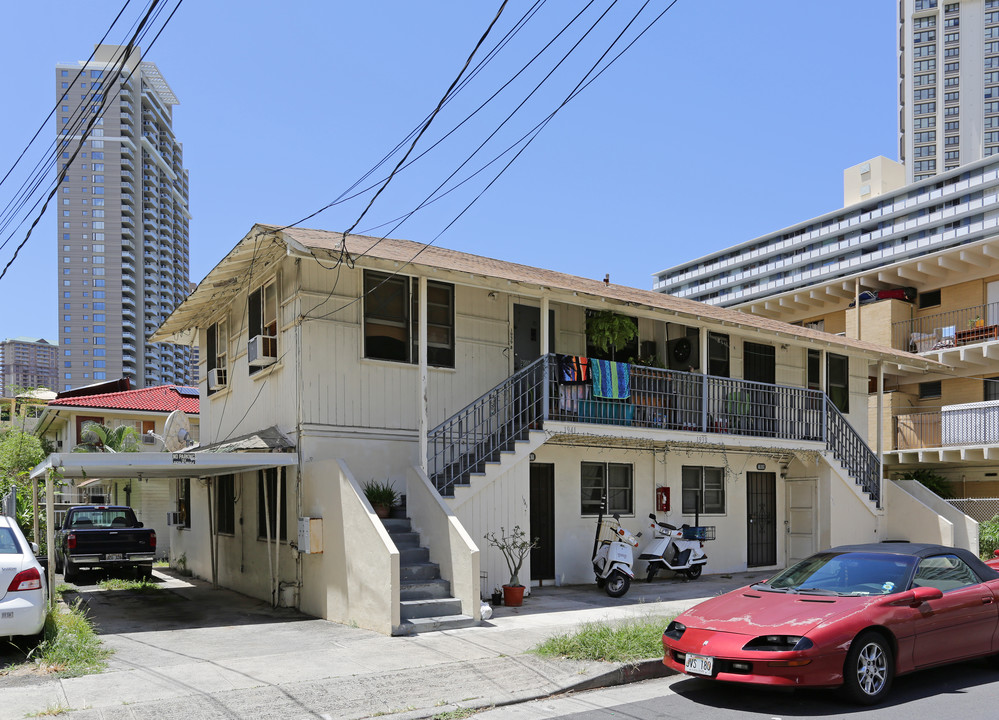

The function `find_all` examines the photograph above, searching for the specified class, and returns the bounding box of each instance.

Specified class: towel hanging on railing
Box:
[557,354,591,384]
[591,360,631,399]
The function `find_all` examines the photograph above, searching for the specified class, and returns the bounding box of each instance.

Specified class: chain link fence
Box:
[947,498,999,523]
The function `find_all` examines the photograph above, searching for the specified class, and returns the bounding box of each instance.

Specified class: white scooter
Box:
[591,511,641,598]
[638,513,710,582]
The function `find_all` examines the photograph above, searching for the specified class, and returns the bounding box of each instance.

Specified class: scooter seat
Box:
[657,522,677,531]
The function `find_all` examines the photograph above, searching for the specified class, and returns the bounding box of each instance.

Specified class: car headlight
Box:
[742,635,814,652]
[663,621,686,641]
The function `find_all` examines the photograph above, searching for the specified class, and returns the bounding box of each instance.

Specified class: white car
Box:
[0,514,47,641]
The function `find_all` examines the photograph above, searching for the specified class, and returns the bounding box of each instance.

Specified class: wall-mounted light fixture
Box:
[487,291,498,301]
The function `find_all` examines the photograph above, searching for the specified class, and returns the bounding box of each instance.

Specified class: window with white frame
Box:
[248,279,277,373]
[206,317,227,394]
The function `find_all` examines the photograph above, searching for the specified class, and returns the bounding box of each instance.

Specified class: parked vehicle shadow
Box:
[669,658,999,714]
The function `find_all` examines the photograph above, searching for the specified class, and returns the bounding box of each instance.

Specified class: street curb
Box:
[400,658,676,720]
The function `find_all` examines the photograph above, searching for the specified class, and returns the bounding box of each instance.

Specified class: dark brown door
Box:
[744,342,776,436]
[747,472,776,567]
[530,463,555,581]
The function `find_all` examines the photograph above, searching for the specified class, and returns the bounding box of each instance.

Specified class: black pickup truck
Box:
[55,505,156,582]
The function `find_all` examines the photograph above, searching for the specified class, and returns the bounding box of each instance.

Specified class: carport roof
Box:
[29,451,297,480]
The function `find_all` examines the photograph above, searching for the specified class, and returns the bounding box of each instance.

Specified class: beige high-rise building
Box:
[0,337,58,396]
[899,0,999,183]
[55,44,190,391]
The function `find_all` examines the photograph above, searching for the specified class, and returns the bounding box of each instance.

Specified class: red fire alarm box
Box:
[655,486,670,512]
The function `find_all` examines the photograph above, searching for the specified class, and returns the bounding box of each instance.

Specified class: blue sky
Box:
[0,1,897,342]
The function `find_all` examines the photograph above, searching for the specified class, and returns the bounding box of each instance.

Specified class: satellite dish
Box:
[163,410,194,452]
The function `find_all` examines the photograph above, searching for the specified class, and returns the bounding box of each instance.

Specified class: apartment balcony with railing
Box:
[893,301,999,353]
[429,355,878,503]
[894,400,999,452]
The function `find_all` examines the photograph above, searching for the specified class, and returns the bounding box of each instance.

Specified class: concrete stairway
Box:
[383,517,477,635]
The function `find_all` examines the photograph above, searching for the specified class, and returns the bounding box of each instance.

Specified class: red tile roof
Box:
[48,385,198,414]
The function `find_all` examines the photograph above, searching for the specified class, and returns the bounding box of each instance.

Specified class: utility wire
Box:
[0,0,179,283]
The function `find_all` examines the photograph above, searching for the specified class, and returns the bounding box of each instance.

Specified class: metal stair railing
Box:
[428,355,548,496]
[825,399,881,507]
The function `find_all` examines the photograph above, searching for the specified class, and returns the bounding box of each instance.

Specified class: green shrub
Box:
[37,599,111,676]
[980,515,999,560]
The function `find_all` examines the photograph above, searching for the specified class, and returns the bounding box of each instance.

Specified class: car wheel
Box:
[685,564,703,580]
[843,631,894,705]
[605,571,631,598]
[54,551,63,575]
[136,563,153,580]
[63,559,78,584]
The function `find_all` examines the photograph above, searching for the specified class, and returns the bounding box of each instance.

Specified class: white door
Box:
[784,478,817,566]
[987,281,999,327]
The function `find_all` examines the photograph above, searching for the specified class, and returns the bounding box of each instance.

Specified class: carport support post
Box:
[32,476,39,548]
[46,469,55,610]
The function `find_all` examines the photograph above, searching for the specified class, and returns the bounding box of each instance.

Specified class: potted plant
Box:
[483,525,540,607]
[586,310,638,361]
[363,479,399,519]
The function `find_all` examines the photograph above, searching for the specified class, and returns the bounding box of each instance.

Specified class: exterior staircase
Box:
[383,516,477,635]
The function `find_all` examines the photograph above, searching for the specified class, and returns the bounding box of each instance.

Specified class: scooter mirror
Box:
[649,513,657,520]
[613,513,620,520]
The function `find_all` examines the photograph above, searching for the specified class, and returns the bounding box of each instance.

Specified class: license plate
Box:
[684,652,714,676]
[105,553,124,561]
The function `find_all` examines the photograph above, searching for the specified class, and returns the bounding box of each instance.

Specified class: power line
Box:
[0,0,182,283]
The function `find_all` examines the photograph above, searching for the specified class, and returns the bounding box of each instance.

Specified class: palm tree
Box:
[72,422,141,453]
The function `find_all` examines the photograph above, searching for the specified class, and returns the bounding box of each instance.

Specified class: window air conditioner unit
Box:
[166,512,181,526]
[208,367,227,390]
[248,335,277,367]
[141,433,157,445]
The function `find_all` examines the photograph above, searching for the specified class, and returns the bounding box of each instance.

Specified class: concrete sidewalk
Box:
[1,568,770,719]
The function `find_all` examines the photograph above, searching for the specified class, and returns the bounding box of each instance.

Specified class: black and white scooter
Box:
[591,505,641,598]
[638,512,710,582]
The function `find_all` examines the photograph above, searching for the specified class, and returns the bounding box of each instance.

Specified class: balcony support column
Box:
[876,360,884,509]
[541,296,550,420]
[418,275,428,473]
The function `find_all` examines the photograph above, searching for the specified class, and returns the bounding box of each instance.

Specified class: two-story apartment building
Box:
[654,157,999,503]
[36,224,963,635]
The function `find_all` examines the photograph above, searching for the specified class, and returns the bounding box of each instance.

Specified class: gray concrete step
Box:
[397,614,477,635]
[381,517,412,533]
[400,562,440,583]
[387,530,420,548]
[400,597,463,621]
[400,579,452,601]
[399,545,429,564]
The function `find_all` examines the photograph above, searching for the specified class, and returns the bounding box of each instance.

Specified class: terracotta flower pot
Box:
[374,504,391,519]
[503,584,525,607]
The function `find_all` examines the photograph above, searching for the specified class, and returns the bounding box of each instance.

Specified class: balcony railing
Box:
[429,355,880,504]
[895,400,999,450]
[893,301,999,352]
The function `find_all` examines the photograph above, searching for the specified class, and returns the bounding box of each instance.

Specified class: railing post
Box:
[822,396,828,443]
[542,354,550,421]
[701,373,708,433]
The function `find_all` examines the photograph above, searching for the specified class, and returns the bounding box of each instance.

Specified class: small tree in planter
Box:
[483,525,540,607]
[363,479,399,519]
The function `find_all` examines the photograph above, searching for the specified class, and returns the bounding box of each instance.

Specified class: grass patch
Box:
[36,599,111,677]
[531,615,674,663]
[25,704,71,717]
[432,709,479,720]
[97,577,160,592]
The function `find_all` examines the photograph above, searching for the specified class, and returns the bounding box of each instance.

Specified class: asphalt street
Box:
[475,658,999,719]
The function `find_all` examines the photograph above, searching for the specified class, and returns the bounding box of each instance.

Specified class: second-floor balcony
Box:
[893,301,999,353]
[894,400,999,452]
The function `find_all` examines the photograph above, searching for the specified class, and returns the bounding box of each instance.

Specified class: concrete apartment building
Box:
[654,156,999,501]
[0,337,57,395]
[899,0,999,183]
[56,44,191,392]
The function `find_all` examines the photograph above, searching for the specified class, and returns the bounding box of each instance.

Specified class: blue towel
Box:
[591,360,631,399]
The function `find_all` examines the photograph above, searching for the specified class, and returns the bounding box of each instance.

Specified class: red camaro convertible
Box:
[662,543,999,704]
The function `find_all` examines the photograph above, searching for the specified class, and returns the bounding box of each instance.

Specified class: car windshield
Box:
[0,526,23,555]
[755,552,917,596]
